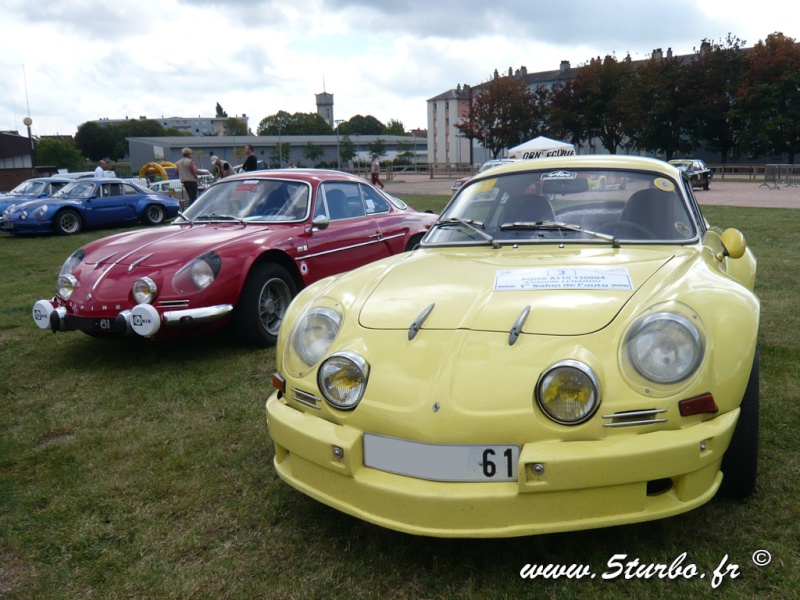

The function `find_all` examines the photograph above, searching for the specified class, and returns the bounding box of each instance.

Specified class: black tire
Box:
[54,209,83,235]
[143,204,166,225]
[703,181,710,191]
[405,233,424,251]
[719,348,759,498]
[232,263,296,347]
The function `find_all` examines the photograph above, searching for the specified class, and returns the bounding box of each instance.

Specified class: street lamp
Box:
[23,116,33,148]
[334,119,344,170]
[277,124,283,168]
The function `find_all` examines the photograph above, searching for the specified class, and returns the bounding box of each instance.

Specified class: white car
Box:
[451,159,518,191]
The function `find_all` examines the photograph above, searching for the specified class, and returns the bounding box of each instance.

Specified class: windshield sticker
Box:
[235,182,259,192]
[653,178,675,192]
[494,268,634,291]
[541,170,577,181]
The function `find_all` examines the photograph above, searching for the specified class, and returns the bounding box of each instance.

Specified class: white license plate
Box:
[363,433,519,482]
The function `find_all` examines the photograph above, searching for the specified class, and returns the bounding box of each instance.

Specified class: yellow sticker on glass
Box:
[470,178,498,194]
[654,178,675,192]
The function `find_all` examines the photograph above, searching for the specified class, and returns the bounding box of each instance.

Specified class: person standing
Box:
[371,155,384,189]
[176,147,202,206]
[242,145,258,172]
[94,160,107,178]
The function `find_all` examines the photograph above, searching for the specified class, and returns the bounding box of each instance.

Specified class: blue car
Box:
[1,178,181,235]
[0,177,74,215]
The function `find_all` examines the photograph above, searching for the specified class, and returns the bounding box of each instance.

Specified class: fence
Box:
[759,164,800,190]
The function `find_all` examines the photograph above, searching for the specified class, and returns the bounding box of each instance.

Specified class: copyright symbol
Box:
[752,549,771,567]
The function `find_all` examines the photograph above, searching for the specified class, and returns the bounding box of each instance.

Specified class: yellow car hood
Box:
[358,247,676,336]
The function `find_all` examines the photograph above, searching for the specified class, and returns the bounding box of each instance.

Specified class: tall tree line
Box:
[458,33,800,164]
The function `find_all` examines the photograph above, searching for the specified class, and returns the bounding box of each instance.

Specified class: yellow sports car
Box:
[266,155,760,538]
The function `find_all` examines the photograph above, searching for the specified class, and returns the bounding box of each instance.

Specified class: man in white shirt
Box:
[94,160,107,178]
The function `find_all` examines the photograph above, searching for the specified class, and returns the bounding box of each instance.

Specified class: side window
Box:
[319,182,366,220]
[122,183,140,196]
[102,183,123,197]
[361,185,391,214]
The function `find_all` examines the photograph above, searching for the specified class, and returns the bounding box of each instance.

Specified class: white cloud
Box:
[1,0,798,136]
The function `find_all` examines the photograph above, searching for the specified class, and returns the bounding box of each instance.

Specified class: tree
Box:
[302,141,325,165]
[216,103,228,118]
[385,119,405,135]
[338,115,385,135]
[224,117,248,136]
[572,55,633,153]
[34,137,84,170]
[394,140,416,164]
[737,32,800,163]
[367,138,386,158]
[74,121,116,161]
[624,53,695,160]
[456,75,537,158]
[257,111,333,135]
[269,142,290,167]
[682,36,748,166]
[338,135,356,165]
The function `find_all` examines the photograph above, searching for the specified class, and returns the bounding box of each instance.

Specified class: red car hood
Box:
[82,223,272,267]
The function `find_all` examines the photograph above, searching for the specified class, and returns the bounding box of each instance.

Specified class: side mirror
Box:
[308,215,330,232]
[717,228,746,260]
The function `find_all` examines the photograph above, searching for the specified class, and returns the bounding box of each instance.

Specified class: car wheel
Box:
[54,209,82,235]
[703,181,710,191]
[719,348,759,499]
[233,263,296,347]
[405,233,424,251]
[143,204,166,225]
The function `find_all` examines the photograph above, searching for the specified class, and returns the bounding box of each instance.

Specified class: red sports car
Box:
[33,169,437,347]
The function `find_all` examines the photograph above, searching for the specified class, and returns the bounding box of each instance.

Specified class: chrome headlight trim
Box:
[625,311,704,384]
[317,351,369,410]
[59,249,86,276]
[291,306,343,367]
[56,273,78,301]
[132,277,158,304]
[536,360,601,425]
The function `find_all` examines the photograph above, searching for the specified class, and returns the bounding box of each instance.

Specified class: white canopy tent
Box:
[508,136,575,160]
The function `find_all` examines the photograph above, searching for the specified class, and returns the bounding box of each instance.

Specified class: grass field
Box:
[1,197,799,599]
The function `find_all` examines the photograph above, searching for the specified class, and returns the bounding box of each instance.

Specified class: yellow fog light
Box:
[536,360,600,425]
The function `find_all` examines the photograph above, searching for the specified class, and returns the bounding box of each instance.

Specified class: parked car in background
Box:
[668,159,712,190]
[33,169,437,347]
[1,178,180,235]
[0,176,73,214]
[266,155,759,538]
[451,158,517,191]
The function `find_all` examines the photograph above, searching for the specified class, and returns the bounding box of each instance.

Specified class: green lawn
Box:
[1,200,798,599]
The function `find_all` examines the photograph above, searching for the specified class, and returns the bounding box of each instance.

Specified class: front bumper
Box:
[33,298,233,338]
[266,392,738,537]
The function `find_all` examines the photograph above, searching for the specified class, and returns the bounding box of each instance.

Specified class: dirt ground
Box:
[383,173,800,209]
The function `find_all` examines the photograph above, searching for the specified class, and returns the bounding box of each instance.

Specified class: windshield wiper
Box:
[435,217,500,248]
[500,220,620,247]
[193,213,245,224]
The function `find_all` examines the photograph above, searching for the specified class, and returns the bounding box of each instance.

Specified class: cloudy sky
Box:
[1,0,798,137]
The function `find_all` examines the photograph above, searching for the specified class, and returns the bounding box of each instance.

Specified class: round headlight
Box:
[132,277,158,304]
[626,312,703,383]
[33,205,48,218]
[291,307,342,366]
[318,351,369,410]
[56,274,78,301]
[536,361,600,425]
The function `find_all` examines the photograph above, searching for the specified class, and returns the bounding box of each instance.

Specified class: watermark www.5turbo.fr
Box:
[520,550,772,589]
